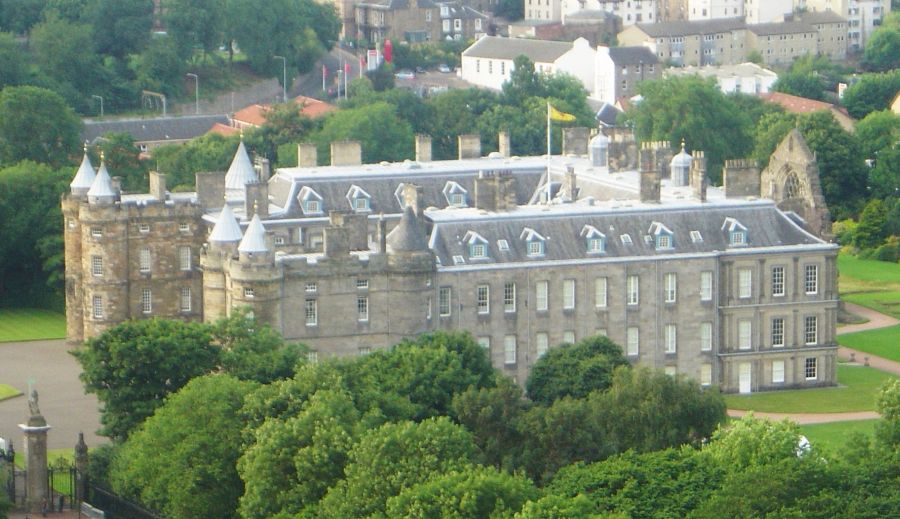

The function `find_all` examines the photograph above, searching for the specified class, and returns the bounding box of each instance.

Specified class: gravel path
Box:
[726,409,880,424]
[838,302,900,335]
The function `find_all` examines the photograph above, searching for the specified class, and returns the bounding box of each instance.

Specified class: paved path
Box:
[727,409,880,425]
[837,302,900,335]
[0,340,105,450]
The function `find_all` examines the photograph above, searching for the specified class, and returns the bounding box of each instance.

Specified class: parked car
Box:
[394,69,415,80]
[437,63,451,73]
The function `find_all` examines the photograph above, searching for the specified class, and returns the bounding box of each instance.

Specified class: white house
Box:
[593,46,660,104]
[687,0,743,19]
[665,62,778,94]
[526,0,658,26]
[744,0,794,24]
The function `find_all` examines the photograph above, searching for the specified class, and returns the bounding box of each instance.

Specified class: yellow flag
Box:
[549,105,576,122]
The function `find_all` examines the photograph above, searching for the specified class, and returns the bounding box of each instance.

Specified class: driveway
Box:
[0,340,105,451]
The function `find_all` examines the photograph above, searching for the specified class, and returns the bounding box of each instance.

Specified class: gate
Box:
[88,483,164,519]
[47,457,77,511]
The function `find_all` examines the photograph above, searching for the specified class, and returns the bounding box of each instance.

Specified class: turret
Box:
[70,147,96,198]
[589,132,609,168]
[225,141,258,198]
[670,141,692,187]
[202,204,242,322]
[87,155,117,205]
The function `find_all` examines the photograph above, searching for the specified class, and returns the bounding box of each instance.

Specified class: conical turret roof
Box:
[225,141,258,191]
[70,151,96,192]
[208,204,243,243]
[87,160,116,202]
[386,206,428,252]
[238,214,269,253]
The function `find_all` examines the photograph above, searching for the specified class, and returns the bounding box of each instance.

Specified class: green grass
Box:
[839,325,900,362]
[801,419,878,453]
[0,383,21,401]
[724,365,896,413]
[0,308,66,342]
[842,291,900,320]
[838,254,900,319]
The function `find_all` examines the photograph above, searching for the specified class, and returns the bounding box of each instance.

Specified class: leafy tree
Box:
[72,319,221,441]
[752,111,798,168]
[213,307,305,384]
[701,414,804,470]
[875,378,900,448]
[869,147,899,200]
[514,494,597,518]
[29,14,102,109]
[864,12,900,71]
[366,62,395,91]
[91,132,148,192]
[318,417,480,518]
[151,133,240,189]
[627,75,753,183]
[43,0,90,22]
[0,32,27,89]
[86,0,154,59]
[495,0,524,21]
[244,102,317,166]
[131,36,188,99]
[426,88,499,159]
[503,56,542,106]
[0,86,81,167]
[842,70,900,119]
[526,335,630,405]
[109,375,256,519]
[164,0,226,59]
[0,0,45,33]
[385,465,540,518]
[312,101,414,164]
[855,110,900,160]
[452,376,529,469]
[773,72,825,100]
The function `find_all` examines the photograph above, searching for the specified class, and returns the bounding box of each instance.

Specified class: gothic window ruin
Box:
[784,171,803,199]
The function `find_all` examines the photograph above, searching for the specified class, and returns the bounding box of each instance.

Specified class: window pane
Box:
[626,327,639,355]
[595,277,607,307]
[772,266,785,296]
[477,285,490,314]
[701,322,712,351]
[805,265,818,294]
[536,281,548,311]
[772,360,785,383]
[627,275,639,305]
[701,271,713,301]
[305,299,317,326]
[504,282,516,312]
[738,269,752,298]
[739,320,752,349]
[665,273,677,302]
[536,333,549,357]
[504,335,517,364]
[439,287,452,316]
[563,279,575,309]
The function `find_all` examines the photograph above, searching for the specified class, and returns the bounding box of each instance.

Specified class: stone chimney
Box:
[458,134,481,159]
[110,177,123,200]
[723,159,760,198]
[244,181,269,218]
[196,171,226,209]
[298,143,317,167]
[324,224,350,259]
[415,134,432,162]
[331,140,362,166]
[342,212,369,250]
[561,165,578,202]
[149,171,167,201]
[376,214,387,253]
[402,183,425,217]
[474,170,516,211]
[255,156,271,183]
[651,141,673,179]
[562,127,590,156]
[691,151,708,203]
[639,143,660,204]
[498,131,511,157]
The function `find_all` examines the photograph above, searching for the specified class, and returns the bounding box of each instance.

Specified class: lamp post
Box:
[91,95,104,118]
[273,55,287,102]
[186,73,199,114]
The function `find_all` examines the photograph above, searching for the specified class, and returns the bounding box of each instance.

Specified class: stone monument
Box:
[19,389,50,514]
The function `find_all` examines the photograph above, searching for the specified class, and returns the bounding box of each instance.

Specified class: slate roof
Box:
[609,46,658,66]
[427,201,830,269]
[463,36,574,62]
[793,11,847,25]
[633,18,746,37]
[82,115,230,144]
[748,21,816,36]
[595,102,622,126]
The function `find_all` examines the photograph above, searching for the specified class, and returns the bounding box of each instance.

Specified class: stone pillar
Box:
[75,432,88,506]
[149,171,166,201]
[19,389,50,515]
[562,127,590,156]
[498,131,511,157]
[415,134,432,162]
[298,143,318,167]
[458,134,481,159]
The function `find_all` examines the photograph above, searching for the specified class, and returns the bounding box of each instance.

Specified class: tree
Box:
[426,88,499,159]
[72,319,220,441]
[855,110,900,160]
[752,111,798,168]
[502,56,542,106]
[773,72,825,101]
[318,417,480,518]
[0,32,27,89]
[150,133,240,189]
[109,375,257,519]
[869,146,899,200]
[525,335,630,405]
[29,14,102,109]
[91,133,148,192]
[164,0,226,59]
[514,495,597,518]
[702,414,804,470]
[132,36,188,99]
[86,0,154,59]
[495,0,524,21]
[213,308,306,384]
[312,101,414,164]
[0,86,81,167]
[452,376,529,469]
[864,12,900,71]
[874,378,900,448]
[842,70,900,119]
[385,465,540,518]
[0,0,45,34]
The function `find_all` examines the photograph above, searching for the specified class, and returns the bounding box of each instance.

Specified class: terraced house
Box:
[63,129,838,394]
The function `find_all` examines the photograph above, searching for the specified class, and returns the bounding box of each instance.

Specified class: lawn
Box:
[838,254,900,319]
[723,364,895,413]
[801,419,878,454]
[0,308,66,342]
[0,383,21,401]
[839,325,900,363]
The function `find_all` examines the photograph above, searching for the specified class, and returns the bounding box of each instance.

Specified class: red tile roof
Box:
[760,91,850,117]
[208,122,240,136]
[232,97,337,128]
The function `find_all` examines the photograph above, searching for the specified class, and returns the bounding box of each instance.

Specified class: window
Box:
[504,282,516,313]
[92,295,103,319]
[626,327,639,355]
[305,299,317,326]
[690,230,703,243]
[477,337,490,349]
[536,281,549,311]
[587,237,605,253]
[730,230,746,246]
[621,234,633,245]
[357,279,369,290]
[91,227,102,237]
[527,240,544,257]
[91,256,103,277]
[595,277,607,308]
[700,322,712,351]
[700,363,712,386]
[354,197,369,211]
[275,236,285,245]
[477,284,490,314]
[307,350,318,364]
[656,234,672,250]
[504,335,517,365]
[180,287,191,312]
[804,316,817,345]
[563,331,575,344]
[738,268,752,299]
[805,357,817,380]
[305,282,317,293]
[425,10,431,22]
[305,200,320,214]
[139,223,150,233]
[141,288,152,314]
[357,296,369,322]
[439,287,452,316]
[498,240,509,251]
[470,243,487,259]
[772,266,785,297]
[179,246,192,271]
[179,222,190,233]
[563,279,575,310]
[772,318,785,347]
[536,333,549,357]
[244,287,255,298]
[627,275,639,305]
[664,273,677,303]
[453,18,461,30]
[665,324,677,353]
[701,271,713,301]
[772,360,785,383]
[426,297,432,319]
[738,320,752,350]
[805,265,818,294]
[139,248,151,273]
[359,347,371,356]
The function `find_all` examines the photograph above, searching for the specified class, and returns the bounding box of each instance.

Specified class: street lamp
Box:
[91,95,104,118]
[274,55,287,102]
[186,73,199,115]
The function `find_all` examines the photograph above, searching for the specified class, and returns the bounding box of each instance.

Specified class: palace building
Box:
[63,129,838,394]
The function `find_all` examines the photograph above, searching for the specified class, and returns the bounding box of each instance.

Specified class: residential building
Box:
[790,10,849,60]
[461,36,596,91]
[744,0,795,24]
[745,21,818,65]
[666,62,778,94]
[804,0,889,51]
[658,0,690,21]
[618,18,747,66]
[356,0,488,44]
[760,92,856,131]
[687,0,744,20]
[82,115,230,157]
[228,96,337,132]
[64,126,839,394]
[594,46,661,104]
[526,0,658,25]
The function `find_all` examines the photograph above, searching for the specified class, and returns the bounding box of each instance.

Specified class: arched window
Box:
[784,172,803,199]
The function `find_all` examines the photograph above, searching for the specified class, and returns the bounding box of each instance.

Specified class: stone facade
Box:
[64,130,839,394]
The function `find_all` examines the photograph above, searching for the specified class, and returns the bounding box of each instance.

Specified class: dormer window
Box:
[690,230,703,243]
[346,185,372,213]
[722,217,748,247]
[464,231,489,260]
[298,186,324,215]
[649,222,674,250]
[620,233,633,245]
[521,228,546,257]
[581,225,606,254]
[394,183,407,209]
[443,181,468,208]
[497,239,509,251]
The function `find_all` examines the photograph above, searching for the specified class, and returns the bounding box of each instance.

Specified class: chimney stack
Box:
[149,171,167,201]
[474,170,516,211]
[562,165,578,202]
[196,171,226,208]
[691,151,708,203]
[298,143,317,167]
[255,157,271,183]
[639,143,660,204]
[562,127,590,156]
[415,134,432,162]
[498,131,511,157]
[323,214,350,259]
[402,183,425,217]
[458,134,481,159]
[244,182,269,218]
[723,159,760,198]
[331,140,362,166]
[376,214,387,253]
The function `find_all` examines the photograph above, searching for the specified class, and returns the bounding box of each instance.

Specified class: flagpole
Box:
[546,102,551,204]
